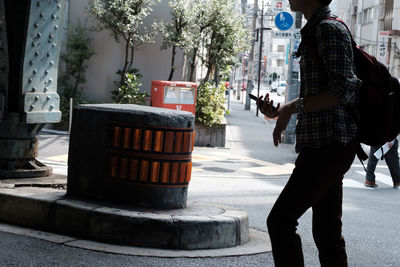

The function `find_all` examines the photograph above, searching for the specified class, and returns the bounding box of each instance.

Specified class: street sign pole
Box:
[283,12,302,144]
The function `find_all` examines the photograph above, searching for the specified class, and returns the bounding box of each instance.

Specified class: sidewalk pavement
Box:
[0,99,300,266]
[4,99,399,266]
[225,97,296,164]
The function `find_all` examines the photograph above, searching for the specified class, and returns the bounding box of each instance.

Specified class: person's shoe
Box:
[393,183,400,189]
[364,181,378,188]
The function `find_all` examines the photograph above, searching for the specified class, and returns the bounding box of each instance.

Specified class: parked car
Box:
[277,81,287,96]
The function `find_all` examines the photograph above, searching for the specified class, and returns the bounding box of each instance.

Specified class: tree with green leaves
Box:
[184,0,215,82]
[59,23,96,99]
[58,22,96,129]
[89,0,157,86]
[183,0,248,83]
[160,0,189,81]
[200,0,249,84]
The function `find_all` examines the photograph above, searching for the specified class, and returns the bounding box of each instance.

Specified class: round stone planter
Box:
[67,104,195,209]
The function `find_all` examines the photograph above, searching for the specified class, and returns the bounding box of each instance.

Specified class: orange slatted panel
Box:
[189,132,195,152]
[179,162,187,183]
[182,132,190,153]
[143,130,153,151]
[161,162,170,183]
[119,158,128,179]
[186,161,192,183]
[170,162,179,184]
[150,161,160,183]
[139,161,149,182]
[112,126,121,148]
[110,156,119,178]
[122,128,132,149]
[132,129,142,150]
[153,131,163,152]
[128,159,139,181]
[174,132,183,153]
[164,131,174,153]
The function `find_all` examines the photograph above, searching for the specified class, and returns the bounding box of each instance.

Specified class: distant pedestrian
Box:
[364,138,400,188]
[256,0,360,266]
[225,81,229,96]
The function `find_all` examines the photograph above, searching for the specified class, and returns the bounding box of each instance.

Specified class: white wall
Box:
[393,0,400,31]
[69,0,184,102]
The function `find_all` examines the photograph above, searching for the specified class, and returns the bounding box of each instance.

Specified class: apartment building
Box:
[241,1,291,86]
[336,0,400,78]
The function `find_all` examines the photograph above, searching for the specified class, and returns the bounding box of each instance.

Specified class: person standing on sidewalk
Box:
[364,138,400,188]
[256,0,361,266]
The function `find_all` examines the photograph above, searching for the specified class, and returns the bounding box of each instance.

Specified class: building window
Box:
[277,45,285,52]
[277,59,284,67]
[361,7,374,24]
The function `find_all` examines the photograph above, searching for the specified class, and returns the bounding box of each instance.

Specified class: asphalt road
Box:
[1,98,399,267]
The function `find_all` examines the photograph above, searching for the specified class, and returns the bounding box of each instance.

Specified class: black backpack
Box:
[311,17,400,161]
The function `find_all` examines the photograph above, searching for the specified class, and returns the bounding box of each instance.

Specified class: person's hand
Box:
[256,93,280,119]
[273,105,291,147]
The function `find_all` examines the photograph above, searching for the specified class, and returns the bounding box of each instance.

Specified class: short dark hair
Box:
[319,0,332,5]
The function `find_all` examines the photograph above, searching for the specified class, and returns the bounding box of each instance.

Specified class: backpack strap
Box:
[308,17,359,62]
[355,143,369,172]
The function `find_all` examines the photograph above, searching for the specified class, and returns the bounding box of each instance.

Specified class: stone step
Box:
[0,186,249,250]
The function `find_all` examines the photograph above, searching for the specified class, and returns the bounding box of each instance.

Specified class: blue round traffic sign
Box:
[275,12,293,31]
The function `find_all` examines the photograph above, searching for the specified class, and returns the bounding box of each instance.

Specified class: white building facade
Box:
[336,0,400,78]
[67,0,187,102]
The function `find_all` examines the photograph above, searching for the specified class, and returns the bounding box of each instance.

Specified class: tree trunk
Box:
[128,45,134,71]
[72,70,82,98]
[189,46,199,82]
[204,66,212,83]
[120,39,130,86]
[168,46,177,81]
[213,65,220,85]
[203,40,214,83]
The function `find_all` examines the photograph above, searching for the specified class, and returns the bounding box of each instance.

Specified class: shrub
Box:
[195,82,226,127]
[56,23,95,130]
[111,69,148,104]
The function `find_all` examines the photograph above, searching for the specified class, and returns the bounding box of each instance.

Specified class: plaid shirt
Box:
[295,6,362,152]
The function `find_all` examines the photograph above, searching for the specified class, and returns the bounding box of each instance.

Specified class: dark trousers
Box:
[366,139,400,184]
[267,141,356,267]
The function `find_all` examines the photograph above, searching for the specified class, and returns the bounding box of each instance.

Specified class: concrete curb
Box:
[0,187,250,250]
[0,222,271,257]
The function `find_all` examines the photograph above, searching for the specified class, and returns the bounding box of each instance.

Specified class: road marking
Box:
[343,178,366,189]
[240,163,294,176]
[352,164,389,169]
[375,173,394,186]
[51,165,67,176]
[356,171,393,186]
[202,151,293,168]
[192,154,225,162]
[45,154,68,163]
[193,151,295,176]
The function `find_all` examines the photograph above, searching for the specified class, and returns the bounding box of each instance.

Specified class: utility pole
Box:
[244,0,258,110]
[256,0,264,116]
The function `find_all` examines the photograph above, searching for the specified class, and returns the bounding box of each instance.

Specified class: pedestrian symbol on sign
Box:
[275,12,294,31]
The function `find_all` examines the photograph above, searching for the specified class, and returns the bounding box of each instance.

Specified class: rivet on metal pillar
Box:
[0,0,66,179]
